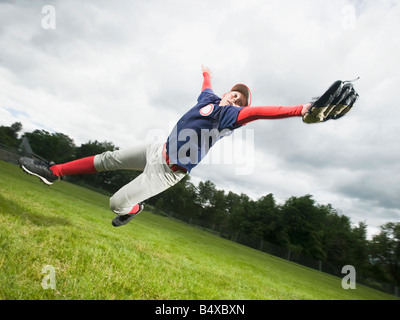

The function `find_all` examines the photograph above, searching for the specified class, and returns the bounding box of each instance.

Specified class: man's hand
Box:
[201,65,212,77]
[302,80,359,123]
[301,103,312,116]
[201,65,213,91]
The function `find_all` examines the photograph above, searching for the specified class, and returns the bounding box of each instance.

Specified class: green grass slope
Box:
[0,160,396,300]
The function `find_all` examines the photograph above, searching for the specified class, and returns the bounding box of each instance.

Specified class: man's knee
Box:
[109,195,124,215]
[94,151,121,172]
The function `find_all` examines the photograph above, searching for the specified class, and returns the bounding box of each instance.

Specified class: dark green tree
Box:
[151,175,202,221]
[0,122,23,148]
[369,222,400,286]
[208,189,227,230]
[349,221,369,275]
[254,194,278,242]
[279,195,325,260]
[23,130,75,163]
[228,193,255,237]
[69,140,141,194]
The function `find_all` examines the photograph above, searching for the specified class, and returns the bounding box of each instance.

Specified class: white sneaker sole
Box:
[21,164,54,185]
[112,204,145,227]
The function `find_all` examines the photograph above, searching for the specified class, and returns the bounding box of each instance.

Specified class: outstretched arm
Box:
[235,103,311,126]
[201,65,212,91]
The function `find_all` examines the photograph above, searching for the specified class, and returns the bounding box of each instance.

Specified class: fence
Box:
[0,143,21,164]
[0,139,46,164]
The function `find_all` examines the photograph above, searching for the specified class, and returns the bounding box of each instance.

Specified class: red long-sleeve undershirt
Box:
[202,72,212,91]
[201,72,302,126]
[235,105,303,126]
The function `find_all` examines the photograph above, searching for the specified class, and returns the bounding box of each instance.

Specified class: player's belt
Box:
[162,143,188,173]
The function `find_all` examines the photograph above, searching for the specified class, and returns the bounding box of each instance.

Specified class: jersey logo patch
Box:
[200,104,214,116]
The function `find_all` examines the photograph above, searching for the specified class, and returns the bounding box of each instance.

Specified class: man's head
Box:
[220,84,251,107]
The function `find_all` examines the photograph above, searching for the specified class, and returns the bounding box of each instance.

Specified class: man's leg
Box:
[19,157,60,185]
[19,143,184,227]
[20,145,148,185]
[51,156,97,177]
[93,145,147,172]
[110,143,186,226]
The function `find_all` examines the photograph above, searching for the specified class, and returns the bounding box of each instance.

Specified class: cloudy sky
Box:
[1,0,399,238]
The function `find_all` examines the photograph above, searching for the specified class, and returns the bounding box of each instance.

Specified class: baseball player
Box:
[19,65,358,227]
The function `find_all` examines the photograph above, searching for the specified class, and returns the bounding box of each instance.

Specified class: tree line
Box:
[1,122,399,289]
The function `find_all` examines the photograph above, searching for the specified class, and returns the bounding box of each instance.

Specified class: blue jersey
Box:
[166,88,243,173]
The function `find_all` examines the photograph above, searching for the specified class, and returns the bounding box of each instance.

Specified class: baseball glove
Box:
[302,79,359,124]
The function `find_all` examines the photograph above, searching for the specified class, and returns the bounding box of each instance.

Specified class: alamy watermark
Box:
[341,265,356,290]
[41,265,56,290]
[41,5,56,30]
[146,123,255,175]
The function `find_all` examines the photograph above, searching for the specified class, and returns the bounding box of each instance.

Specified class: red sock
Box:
[129,204,140,214]
[51,156,97,177]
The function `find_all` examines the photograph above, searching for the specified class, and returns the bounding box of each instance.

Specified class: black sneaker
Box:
[112,203,145,227]
[19,157,58,185]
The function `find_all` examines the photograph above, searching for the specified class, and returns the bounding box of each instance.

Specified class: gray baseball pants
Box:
[93,143,187,215]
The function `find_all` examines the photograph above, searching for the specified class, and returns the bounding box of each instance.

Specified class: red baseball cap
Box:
[231,84,252,107]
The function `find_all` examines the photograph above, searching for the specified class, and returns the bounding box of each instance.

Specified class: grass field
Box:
[0,160,397,300]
